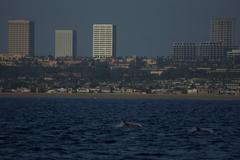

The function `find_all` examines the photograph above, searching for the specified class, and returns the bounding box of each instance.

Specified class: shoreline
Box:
[0,93,240,100]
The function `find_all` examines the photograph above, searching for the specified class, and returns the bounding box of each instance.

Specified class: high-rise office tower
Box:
[55,30,76,58]
[93,24,116,59]
[8,20,34,56]
[210,18,235,49]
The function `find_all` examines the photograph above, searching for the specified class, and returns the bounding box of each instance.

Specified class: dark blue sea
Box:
[0,97,240,160]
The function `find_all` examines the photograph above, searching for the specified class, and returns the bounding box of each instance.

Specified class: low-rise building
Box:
[227,49,240,64]
[198,42,225,62]
[173,42,197,62]
[77,88,90,93]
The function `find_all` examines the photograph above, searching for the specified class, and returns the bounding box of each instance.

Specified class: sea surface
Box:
[0,97,240,160]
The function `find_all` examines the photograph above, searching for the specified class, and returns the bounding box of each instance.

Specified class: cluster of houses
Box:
[0,56,240,96]
[2,79,239,96]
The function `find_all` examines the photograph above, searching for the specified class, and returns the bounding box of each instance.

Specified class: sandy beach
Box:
[0,93,239,100]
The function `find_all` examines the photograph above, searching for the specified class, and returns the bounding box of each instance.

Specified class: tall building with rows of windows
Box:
[173,18,237,63]
[93,24,115,59]
[55,30,76,58]
[210,18,236,49]
[173,42,225,62]
[198,42,225,62]
[173,43,197,62]
[8,20,34,56]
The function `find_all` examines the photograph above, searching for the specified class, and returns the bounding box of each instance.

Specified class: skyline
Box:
[1,0,240,57]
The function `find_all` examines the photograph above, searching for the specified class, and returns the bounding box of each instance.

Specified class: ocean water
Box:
[0,97,240,160]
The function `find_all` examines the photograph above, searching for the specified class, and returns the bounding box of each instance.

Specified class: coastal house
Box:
[57,88,67,93]
[18,88,31,93]
[121,87,134,94]
[151,89,168,94]
[77,88,90,93]
[100,87,112,93]
[112,88,122,93]
[187,89,198,94]
[46,89,57,94]
[90,88,101,93]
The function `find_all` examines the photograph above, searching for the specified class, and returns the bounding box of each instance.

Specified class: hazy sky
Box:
[0,0,240,57]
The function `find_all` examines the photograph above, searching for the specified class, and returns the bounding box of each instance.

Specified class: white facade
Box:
[93,24,114,59]
[55,30,74,58]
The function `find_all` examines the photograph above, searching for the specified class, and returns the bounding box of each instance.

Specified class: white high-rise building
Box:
[55,30,76,58]
[93,24,115,59]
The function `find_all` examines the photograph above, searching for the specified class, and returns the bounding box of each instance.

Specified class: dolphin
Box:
[189,127,214,134]
[119,121,142,128]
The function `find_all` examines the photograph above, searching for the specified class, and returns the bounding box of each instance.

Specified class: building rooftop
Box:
[8,20,31,23]
[55,30,73,33]
[93,24,113,26]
